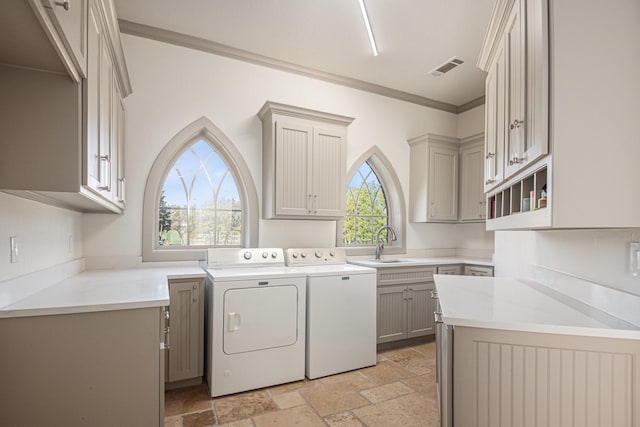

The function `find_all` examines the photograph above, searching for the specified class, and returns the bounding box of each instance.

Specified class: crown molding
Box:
[457,96,485,113]
[257,101,354,127]
[119,20,484,114]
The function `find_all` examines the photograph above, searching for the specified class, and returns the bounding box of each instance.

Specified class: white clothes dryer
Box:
[204,248,306,397]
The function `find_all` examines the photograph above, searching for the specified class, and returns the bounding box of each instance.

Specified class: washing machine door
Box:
[223,285,299,354]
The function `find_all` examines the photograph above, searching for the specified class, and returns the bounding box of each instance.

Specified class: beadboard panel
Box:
[455,327,640,427]
[312,128,344,216]
[378,267,436,286]
[275,122,312,216]
[407,283,435,337]
[376,285,406,343]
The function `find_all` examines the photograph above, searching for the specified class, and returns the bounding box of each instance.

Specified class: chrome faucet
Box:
[375,225,397,260]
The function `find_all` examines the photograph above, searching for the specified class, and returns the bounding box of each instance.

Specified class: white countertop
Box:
[434,275,640,339]
[348,256,493,268]
[0,266,205,318]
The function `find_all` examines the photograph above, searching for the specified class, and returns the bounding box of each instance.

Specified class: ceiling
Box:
[114,0,495,110]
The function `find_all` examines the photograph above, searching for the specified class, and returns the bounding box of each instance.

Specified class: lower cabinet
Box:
[376,267,436,344]
[0,307,164,426]
[454,327,640,426]
[167,278,205,384]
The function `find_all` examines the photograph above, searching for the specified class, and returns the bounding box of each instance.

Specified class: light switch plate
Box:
[10,236,18,263]
[630,242,640,277]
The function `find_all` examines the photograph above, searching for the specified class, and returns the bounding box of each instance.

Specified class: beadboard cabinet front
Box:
[167,279,204,384]
[259,101,354,220]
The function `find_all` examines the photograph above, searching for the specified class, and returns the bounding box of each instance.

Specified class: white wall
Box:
[495,229,640,296]
[83,35,494,258]
[457,105,485,139]
[0,193,82,282]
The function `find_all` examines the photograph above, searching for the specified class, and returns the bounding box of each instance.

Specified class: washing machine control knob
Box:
[301,252,307,258]
[315,250,322,258]
[271,251,278,258]
[243,251,252,260]
[329,251,335,257]
[262,252,268,259]
[292,252,299,259]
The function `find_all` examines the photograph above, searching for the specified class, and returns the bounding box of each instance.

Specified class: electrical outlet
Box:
[630,242,640,277]
[9,236,18,263]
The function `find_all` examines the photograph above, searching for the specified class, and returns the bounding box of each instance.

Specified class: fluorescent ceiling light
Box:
[358,0,378,56]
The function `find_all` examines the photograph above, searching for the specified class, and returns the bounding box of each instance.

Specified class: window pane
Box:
[158,139,242,248]
[343,161,389,245]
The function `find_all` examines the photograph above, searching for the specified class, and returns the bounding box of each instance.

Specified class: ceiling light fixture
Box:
[358,0,378,56]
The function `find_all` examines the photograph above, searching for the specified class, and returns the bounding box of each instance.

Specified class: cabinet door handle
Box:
[485,179,495,185]
[509,156,525,166]
[314,194,318,214]
[192,284,198,303]
[485,152,495,159]
[509,119,522,130]
[99,155,111,191]
[308,194,312,214]
[55,0,70,11]
[118,178,126,204]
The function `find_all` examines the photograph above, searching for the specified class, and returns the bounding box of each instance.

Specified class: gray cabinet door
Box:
[407,283,435,338]
[168,280,204,382]
[427,145,459,221]
[275,121,313,216]
[43,0,88,78]
[377,285,407,344]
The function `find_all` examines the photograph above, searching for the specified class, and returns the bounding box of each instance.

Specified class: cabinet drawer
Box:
[437,265,463,275]
[464,265,494,277]
[377,267,436,286]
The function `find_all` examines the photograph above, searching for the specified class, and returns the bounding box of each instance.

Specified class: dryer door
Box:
[223,285,299,354]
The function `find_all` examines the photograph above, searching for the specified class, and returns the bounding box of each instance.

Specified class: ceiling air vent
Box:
[428,57,464,77]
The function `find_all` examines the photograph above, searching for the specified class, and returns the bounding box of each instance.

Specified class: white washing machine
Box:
[285,248,377,379]
[204,248,306,397]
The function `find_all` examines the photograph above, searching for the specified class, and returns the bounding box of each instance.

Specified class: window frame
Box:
[337,146,406,256]
[143,117,258,262]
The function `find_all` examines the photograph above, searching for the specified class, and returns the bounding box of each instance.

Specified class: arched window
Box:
[143,117,258,261]
[343,162,388,245]
[338,146,405,254]
[159,139,242,247]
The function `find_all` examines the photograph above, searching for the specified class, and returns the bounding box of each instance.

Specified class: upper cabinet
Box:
[38,0,89,80]
[0,0,131,213]
[479,0,640,229]
[408,134,459,223]
[459,136,486,222]
[258,102,354,220]
[479,0,548,191]
[409,133,486,224]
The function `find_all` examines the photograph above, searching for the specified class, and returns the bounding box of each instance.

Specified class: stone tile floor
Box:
[165,341,439,427]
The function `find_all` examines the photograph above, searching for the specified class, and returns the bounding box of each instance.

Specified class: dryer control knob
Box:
[329,251,335,257]
[271,251,278,258]
[243,251,252,260]
[262,252,268,259]
[292,252,299,259]
[315,250,322,258]
[301,252,307,258]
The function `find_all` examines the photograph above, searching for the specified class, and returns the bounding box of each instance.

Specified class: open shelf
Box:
[487,162,549,227]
